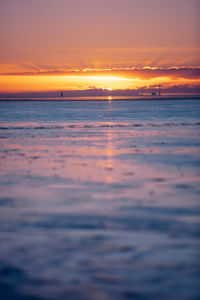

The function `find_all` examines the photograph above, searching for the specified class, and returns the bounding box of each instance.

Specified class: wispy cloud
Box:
[1,66,200,81]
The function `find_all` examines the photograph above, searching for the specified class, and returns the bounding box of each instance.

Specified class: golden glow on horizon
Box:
[78,75,125,81]
[0,74,132,92]
[0,72,199,94]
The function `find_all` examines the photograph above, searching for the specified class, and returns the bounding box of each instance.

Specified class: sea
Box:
[0,97,200,300]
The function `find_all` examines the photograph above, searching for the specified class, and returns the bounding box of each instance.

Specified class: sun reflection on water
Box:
[106,123,114,183]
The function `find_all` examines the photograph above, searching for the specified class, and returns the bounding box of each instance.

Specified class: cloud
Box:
[1,66,200,81]
[128,67,200,80]
[1,84,199,98]
[138,84,200,95]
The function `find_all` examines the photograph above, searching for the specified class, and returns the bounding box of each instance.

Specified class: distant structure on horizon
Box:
[152,84,161,96]
[158,84,161,96]
[61,91,63,97]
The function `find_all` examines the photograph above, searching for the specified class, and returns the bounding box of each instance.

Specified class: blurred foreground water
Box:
[0,98,200,300]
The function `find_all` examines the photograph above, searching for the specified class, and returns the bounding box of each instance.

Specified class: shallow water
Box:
[0,99,200,299]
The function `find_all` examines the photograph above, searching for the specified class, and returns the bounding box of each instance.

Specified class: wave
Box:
[0,125,64,130]
[0,121,200,131]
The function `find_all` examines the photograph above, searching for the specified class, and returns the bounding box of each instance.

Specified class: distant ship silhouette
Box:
[60,92,63,97]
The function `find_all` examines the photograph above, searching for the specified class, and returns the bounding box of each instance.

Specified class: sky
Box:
[0,0,200,95]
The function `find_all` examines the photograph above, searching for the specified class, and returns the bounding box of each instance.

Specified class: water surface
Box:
[0,98,200,300]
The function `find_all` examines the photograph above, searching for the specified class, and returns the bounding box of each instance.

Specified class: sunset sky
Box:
[0,0,200,95]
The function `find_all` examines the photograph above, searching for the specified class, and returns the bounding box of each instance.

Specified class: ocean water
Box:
[0,98,200,300]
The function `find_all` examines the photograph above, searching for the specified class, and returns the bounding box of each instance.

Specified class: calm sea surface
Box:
[0,98,200,300]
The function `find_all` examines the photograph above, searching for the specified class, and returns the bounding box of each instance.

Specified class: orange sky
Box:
[0,0,199,94]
